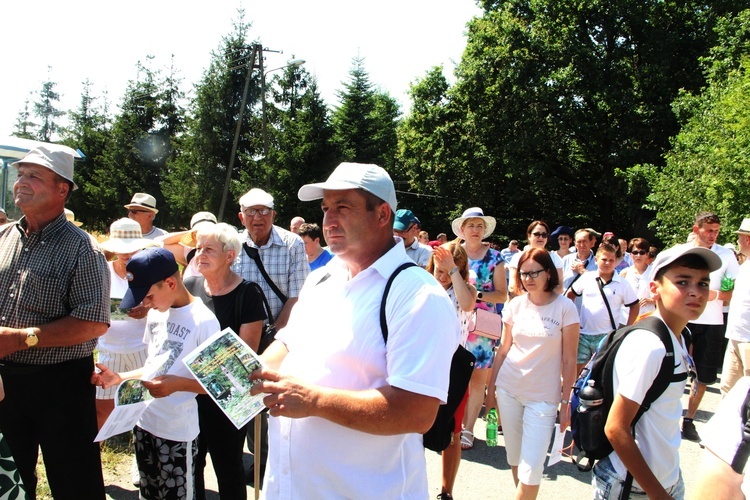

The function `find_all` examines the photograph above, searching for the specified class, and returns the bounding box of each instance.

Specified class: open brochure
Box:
[182,328,267,429]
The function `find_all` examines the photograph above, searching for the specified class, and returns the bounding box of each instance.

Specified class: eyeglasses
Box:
[128,209,150,214]
[243,208,272,217]
[519,269,546,279]
[631,250,648,255]
[531,232,548,238]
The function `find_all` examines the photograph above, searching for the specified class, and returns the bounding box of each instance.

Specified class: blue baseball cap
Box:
[121,247,179,310]
[394,209,420,231]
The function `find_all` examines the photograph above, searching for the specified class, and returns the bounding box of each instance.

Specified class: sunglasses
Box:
[630,250,648,255]
[128,209,151,214]
[531,232,548,238]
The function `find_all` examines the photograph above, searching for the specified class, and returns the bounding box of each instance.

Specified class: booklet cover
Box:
[95,379,155,442]
[183,328,267,429]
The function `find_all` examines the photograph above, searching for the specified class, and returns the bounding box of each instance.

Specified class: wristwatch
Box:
[24,328,38,348]
[449,267,459,277]
[560,399,570,405]
[477,291,483,300]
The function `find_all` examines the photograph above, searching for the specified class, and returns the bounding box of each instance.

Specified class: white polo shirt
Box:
[267,242,460,499]
[726,261,750,341]
[693,243,741,325]
[570,271,638,335]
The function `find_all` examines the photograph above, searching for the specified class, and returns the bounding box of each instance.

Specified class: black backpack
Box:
[570,316,687,485]
[380,263,476,452]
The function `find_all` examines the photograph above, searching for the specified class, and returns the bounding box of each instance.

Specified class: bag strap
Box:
[731,386,750,473]
[596,277,617,331]
[243,243,288,303]
[379,263,418,344]
[234,280,248,333]
[248,280,275,326]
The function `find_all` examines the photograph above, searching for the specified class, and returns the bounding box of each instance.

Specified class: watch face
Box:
[26,331,38,347]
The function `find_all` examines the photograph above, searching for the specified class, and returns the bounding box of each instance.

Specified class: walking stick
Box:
[254,415,261,499]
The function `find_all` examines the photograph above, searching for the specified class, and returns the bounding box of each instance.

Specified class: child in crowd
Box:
[91,247,220,500]
[591,244,720,499]
[567,240,639,374]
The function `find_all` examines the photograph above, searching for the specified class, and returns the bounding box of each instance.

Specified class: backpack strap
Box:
[731,386,750,474]
[379,263,418,344]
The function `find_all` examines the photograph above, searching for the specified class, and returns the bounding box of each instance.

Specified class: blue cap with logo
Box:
[121,247,179,310]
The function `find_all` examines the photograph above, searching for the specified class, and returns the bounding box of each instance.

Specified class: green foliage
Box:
[12,97,36,140]
[332,57,401,169]
[648,57,750,245]
[33,70,65,142]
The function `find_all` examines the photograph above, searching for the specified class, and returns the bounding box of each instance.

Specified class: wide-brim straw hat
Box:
[99,218,158,254]
[64,208,83,227]
[451,207,496,240]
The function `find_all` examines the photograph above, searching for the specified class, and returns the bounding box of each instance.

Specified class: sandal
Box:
[460,429,474,450]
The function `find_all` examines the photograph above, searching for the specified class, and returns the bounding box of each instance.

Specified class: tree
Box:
[647,10,750,245]
[33,68,65,142]
[12,96,36,140]
[60,80,112,231]
[332,57,400,169]
[162,13,261,224]
[442,0,748,241]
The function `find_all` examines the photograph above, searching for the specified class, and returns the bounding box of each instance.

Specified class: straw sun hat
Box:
[99,218,157,254]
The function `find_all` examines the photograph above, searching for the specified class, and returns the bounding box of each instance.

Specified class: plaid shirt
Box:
[0,212,110,365]
[231,225,310,320]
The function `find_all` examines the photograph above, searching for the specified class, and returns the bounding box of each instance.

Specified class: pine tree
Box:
[33,68,65,141]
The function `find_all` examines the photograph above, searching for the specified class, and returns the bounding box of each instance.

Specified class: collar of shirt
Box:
[16,211,69,240]
[243,225,284,250]
[327,238,410,284]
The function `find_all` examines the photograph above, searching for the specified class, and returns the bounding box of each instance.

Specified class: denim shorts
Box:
[577,333,608,364]
[592,456,684,500]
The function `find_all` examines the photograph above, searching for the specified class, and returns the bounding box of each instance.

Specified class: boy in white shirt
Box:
[92,248,220,499]
[591,245,721,499]
[567,241,639,373]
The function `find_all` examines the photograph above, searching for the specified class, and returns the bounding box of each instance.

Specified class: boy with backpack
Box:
[567,240,640,374]
[590,244,720,499]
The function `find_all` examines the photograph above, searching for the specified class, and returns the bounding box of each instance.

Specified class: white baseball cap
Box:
[298,162,397,212]
[239,188,274,209]
[649,243,722,281]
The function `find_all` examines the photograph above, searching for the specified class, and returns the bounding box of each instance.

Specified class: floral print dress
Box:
[465,247,504,368]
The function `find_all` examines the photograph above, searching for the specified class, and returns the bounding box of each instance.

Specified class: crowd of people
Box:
[0,145,749,500]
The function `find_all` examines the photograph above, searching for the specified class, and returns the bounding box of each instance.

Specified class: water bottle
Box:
[578,380,604,412]
[486,408,498,447]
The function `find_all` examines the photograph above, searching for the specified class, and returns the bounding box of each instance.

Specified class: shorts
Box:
[496,387,557,485]
[592,455,684,500]
[134,426,198,499]
[687,322,727,384]
[465,333,499,369]
[95,345,148,399]
[577,333,608,365]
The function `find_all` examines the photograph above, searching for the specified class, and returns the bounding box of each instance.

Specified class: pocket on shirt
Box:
[20,270,67,318]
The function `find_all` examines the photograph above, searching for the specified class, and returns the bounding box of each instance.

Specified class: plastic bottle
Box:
[486,408,498,447]
[578,380,604,412]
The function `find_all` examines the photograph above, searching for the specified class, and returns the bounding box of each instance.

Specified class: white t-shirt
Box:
[608,319,688,490]
[97,261,148,353]
[619,264,654,324]
[266,242,460,499]
[508,248,563,270]
[137,299,220,442]
[701,376,750,497]
[570,271,638,335]
[693,243,740,325]
[447,285,472,347]
[725,261,750,342]
[498,294,579,402]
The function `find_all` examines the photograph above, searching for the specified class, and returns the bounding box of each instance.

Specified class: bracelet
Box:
[560,399,570,405]
[449,267,459,276]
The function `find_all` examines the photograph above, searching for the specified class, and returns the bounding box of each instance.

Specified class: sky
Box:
[0,0,482,138]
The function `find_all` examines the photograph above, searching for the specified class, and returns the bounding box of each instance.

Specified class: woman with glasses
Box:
[451,208,507,450]
[508,220,564,298]
[620,237,656,321]
[487,248,580,500]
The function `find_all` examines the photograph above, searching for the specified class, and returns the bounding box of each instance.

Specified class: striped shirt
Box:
[232,225,310,319]
[0,212,110,365]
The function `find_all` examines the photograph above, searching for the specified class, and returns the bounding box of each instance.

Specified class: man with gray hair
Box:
[251,162,459,497]
[0,145,110,498]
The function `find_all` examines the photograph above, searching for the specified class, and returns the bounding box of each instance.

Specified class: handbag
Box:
[468,308,503,340]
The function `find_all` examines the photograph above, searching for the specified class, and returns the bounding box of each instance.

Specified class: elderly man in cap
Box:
[720,217,750,396]
[393,208,432,267]
[232,187,309,482]
[125,192,167,239]
[250,162,459,497]
[0,145,110,498]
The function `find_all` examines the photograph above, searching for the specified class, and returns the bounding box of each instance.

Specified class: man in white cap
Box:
[231,187,309,483]
[0,145,110,498]
[125,192,167,239]
[250,162,459,497]
[720,217,750,395]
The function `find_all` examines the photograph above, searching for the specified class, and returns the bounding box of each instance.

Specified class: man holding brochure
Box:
[250,162,460,497]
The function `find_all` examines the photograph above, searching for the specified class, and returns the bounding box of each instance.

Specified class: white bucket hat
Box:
[99,218,158,254]
[452,207,496,239]
[12,145,78,190]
